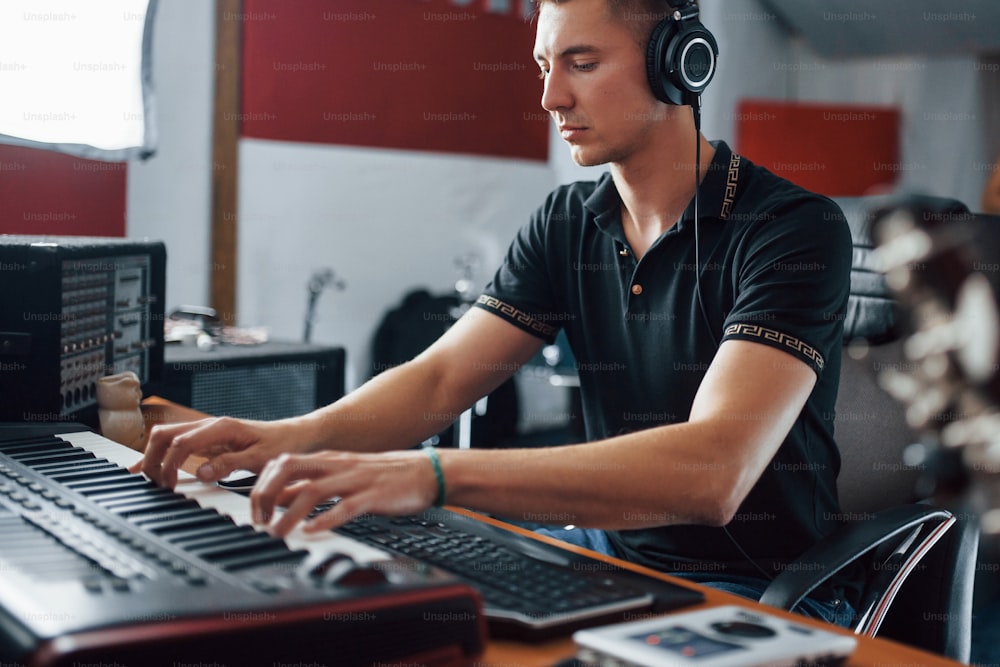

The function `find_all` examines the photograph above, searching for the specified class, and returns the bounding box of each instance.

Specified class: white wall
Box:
[126,0,215,312]
[699,0,792,144]
[789,51,986,208]
[237,140,552,389]
[125,0,993,393]
[698,0,990,208]
[125,0,553,389]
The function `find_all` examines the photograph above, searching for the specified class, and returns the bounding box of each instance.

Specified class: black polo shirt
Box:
[475,141,854,585]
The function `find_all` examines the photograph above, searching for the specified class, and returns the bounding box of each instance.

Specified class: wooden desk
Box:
[140,397,962,667]
[463,510,963,667]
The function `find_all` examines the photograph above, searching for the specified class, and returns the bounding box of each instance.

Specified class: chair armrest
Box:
[758,504,953,611]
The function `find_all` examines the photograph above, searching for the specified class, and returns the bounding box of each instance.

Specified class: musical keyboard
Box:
[0,424,485,667]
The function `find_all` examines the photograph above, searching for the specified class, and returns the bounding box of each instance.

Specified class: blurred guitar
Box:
[872,201,1000,535]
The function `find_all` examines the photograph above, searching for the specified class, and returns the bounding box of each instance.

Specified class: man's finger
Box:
[138,420,206,484]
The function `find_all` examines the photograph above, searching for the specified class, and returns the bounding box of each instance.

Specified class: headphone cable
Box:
[692,99,775,584]
[691,100,717,348]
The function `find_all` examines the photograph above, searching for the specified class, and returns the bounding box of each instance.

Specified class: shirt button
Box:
[631,284,643,295]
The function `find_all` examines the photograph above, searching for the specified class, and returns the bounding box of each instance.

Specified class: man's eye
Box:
[574,62,597,72]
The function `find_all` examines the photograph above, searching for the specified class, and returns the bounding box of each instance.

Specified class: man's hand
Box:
[129,416,305,489]
[249,449,440,537]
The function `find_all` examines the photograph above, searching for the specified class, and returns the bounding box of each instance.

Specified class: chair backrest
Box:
[833,195,928,513]
[834,340,921,514]
[832,194,978,662]
[877,509,979,662]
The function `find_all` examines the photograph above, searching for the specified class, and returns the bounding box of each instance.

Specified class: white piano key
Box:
[60,431,390,564]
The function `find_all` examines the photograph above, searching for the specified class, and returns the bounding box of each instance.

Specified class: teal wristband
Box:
[422,445,447,507]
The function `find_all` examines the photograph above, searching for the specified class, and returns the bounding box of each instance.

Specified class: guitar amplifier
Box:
[155,340,345,420]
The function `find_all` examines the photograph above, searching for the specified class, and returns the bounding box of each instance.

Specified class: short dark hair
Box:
[531,0,671,47]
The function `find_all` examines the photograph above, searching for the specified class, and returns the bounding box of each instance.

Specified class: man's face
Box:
[533,0,667,167]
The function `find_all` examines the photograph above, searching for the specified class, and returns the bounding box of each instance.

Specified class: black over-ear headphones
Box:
[645,0,718,107]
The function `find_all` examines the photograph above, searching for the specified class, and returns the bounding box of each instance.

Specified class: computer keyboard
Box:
[324,504,705,640]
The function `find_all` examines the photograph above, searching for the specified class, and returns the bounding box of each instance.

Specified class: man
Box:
[136,0,855,625]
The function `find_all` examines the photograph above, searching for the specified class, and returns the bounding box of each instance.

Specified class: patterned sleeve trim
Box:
[476,295,558,339]
[723,323,825,371]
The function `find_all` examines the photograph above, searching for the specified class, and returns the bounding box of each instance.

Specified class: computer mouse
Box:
[216,470,258,494]
[326,563,388,588]
[298,551,387,587]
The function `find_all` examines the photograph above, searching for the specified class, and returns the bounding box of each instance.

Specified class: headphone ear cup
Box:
[673,25,718,101]
[645,13,718,107]
[645,18,679,105]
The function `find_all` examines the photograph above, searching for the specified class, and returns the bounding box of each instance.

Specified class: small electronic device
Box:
[0,236,165,425]
[216,469,258,493]
[573,605,857,667]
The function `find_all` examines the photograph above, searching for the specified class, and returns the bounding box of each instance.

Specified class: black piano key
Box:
[50,464,126,483]
[0,437,73,454]
[214,544,308,572]
[170,525,259,550]
[8,447,95,468]
[62,470,141,489]
[110,497,201,517]
[33,463,116,482]
[2,435,325,588]
[127,506,212,526]
[160,522,256,545]
[30,457,107,475]
[95,487,178,507]
[83,479,160,498]
[186,531,284,561]
[142,512,234,535]
[12,450,97,467]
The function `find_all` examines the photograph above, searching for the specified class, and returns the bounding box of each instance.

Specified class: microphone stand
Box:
[450,253,483,449]
[303,268,345,343]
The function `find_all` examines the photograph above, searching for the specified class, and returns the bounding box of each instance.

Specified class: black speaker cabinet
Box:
[156,341,345,420]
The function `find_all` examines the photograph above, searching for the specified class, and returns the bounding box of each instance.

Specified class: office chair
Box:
[757,195,980,663]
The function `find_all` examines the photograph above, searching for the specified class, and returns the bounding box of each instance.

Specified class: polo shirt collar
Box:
[584,171,622,236]
[583,140,744,237]
[690,140,742,222]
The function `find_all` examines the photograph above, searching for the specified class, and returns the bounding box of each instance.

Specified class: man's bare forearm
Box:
[437,422,744,529]
[296,358,472,453]
[294,309,541,454]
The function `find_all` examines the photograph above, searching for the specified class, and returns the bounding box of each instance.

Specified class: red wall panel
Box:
[735,99,900,197]
[240,0,548,161]
[0,144,126,237]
